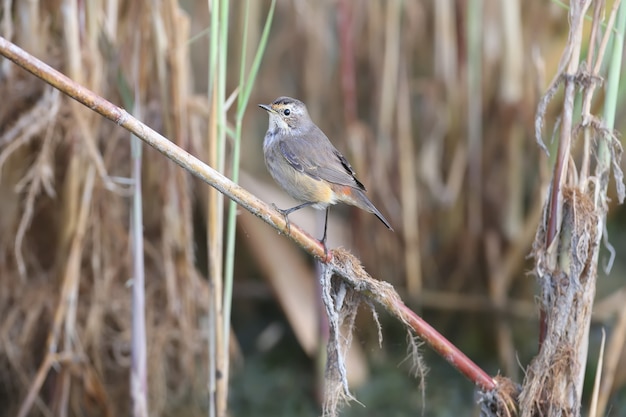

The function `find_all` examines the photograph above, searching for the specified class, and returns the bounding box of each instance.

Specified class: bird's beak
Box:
[258,103,273,113]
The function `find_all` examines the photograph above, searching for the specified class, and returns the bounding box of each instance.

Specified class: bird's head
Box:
[259,96,310,133]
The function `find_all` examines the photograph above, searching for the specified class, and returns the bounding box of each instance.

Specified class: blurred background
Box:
[1,0,626,416]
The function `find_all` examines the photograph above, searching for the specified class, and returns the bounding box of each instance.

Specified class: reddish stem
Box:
[398,303,496,391]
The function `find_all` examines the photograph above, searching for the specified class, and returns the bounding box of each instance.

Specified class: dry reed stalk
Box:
[377,0,401,144]
[467,0,483,236]
[2,87,61,279]
[160,0,199,375]
[205,0,229,414]
[588,329,605,417]
[0,2,209,415]
[0,29,512,416]
[368,0,400,238]
[521,1,626,415]
[17,167,96,417]
[500,0,525,240]
[337,0,357,126]
[129,37,148,417]
[434,0,458,104]
[5,1,624,416]
[484,0,525,381]
[593,8,626,411]
[397,70,423,297]
[206,60,223,417]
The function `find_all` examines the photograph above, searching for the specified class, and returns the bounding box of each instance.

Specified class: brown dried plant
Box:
[1,1,626,417]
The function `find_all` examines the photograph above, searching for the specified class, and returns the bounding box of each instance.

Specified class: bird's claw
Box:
[320,240,330,260]
[272,203,291,235]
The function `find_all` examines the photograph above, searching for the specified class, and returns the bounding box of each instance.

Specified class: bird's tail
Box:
[345,189,393,230]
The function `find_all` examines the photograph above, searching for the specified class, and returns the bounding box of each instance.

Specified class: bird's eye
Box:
[283,108,291,116]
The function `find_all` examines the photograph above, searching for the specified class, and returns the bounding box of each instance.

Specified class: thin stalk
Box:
[235,0,276,121]
[600,2,625,134]
[207,0,219,104]
[217,0,229,175]
[118,36,148,417]
[213,2,230,416]
[223,0,251,361]
[206,1,222,416]
[467,0,482,235]
[130,120,147,417]
[117,36,148,417]
[595,2,626,415]
[220,0,246,409]
[223,0,276,358]
[223,0,276,379]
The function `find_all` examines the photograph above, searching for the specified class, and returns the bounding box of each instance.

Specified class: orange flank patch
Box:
[330,184,357,203]
[333,185,354,196]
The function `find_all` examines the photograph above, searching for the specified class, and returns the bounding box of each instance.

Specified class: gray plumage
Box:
[260,96,392,231]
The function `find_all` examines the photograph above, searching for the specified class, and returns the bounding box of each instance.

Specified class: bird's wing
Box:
[279,133,366,190]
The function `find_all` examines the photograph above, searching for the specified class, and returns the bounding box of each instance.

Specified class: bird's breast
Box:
[263,129,280,150]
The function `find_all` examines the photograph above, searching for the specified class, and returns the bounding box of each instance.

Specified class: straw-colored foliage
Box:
[0,2,205,416]
[1,1,625,416]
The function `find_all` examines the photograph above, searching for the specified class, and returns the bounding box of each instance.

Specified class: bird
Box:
[259,96,392,248]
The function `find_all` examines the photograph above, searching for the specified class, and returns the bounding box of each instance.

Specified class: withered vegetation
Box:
[0,1,625,417]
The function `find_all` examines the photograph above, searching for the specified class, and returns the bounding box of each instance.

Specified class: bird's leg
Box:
[272,201,315,235]
[320,207,330,259]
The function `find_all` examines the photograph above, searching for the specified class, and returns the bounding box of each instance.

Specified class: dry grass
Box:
[0,2,205,416]
[0,1,625,416]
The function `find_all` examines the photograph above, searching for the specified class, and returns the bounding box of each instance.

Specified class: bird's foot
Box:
[319,239,330,260]
[319,233,331,261]
[272,203,292,235]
